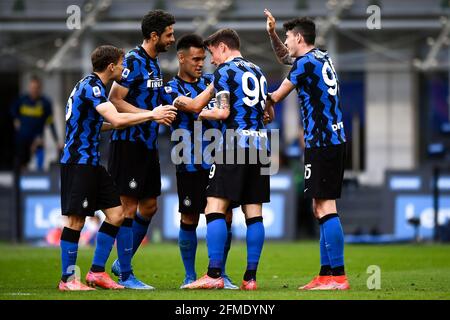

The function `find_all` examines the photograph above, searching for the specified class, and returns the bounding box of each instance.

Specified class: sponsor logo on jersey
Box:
[147,78,163,89]
[241,129,268,138]
[332,122,344,131]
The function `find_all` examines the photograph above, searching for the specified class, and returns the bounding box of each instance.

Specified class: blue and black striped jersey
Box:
[110,46,163,150]
[162,74,221,173]
[61,73,107,166]
[213,57,268,150]
[288,48,346,148]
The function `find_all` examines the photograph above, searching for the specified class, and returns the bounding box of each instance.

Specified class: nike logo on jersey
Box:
[148,71,154,77]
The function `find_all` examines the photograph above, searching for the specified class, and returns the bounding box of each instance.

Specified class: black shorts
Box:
[304,143,346,199]
[60,164,121,217]
[206,162,270,206]
[176,170,210,214]
[108,141,161,199]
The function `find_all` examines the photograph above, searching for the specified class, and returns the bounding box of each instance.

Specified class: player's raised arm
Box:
[198,90,230,121]
[96,101,177,128]
[172,83,215,113]
[109,81,147,113]
[264,9,295,66]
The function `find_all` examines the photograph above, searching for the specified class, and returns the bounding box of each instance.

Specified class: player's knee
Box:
[313,199,336,218]
[122,202,138,218]
[108,209,125,226]
[67,215,86,230]
[181,214,199,225]
[139,202,157,219]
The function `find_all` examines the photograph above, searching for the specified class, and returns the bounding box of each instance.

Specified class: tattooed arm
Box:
[173,83,215,113]
[198,91,231,121]
[264,8,295,66]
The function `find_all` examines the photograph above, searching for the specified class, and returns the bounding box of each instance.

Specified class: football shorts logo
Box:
[183,196,191,207]
[129,178,138,189]
[122,68,130,79]
[164,86,172,94]
[92,86,101,97]
[82,198,89,209]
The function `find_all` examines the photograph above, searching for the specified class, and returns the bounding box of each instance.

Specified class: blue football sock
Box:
[91,222,119,272]
[319,224,332,275]
[132,212,151,255]
[245,217,265,281]
[221,223,232,276]
[117,218,133,281]
[206,213,227,278]
[60,227,81,282]
[179,222,198,279]
[320,214,345,270]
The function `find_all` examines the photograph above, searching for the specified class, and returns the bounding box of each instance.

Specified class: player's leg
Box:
[241,203,265,290]
[134,196,157,252]
[222,210,233,274]
[313,198,349,290]
[59,163,96,291]
[114,195,137,281]
[58,215,94,291]
[113,196,154,289]
[205,196,230,275]
[222,209,239,289]
[182,197,229,289]
[108,141,156,282]
[86,205,124,289]
[176,171,201,286]
[179,212,199,286]
[299,144,348,290]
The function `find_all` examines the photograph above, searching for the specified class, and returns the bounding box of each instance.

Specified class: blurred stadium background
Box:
[1,0,450,247]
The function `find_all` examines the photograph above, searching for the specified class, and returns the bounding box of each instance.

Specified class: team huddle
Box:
[58,9,349,291]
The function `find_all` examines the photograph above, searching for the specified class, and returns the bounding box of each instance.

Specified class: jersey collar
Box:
[138,45,157,61]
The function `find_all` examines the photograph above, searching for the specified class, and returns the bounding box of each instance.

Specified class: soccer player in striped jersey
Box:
[173,29,271,290]
[107,10,176,289]
[161,34,238,289]
[58,45,176,291]
[264,9,349,290]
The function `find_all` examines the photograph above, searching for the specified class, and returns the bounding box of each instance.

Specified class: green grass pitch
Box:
[0,241,449,300]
